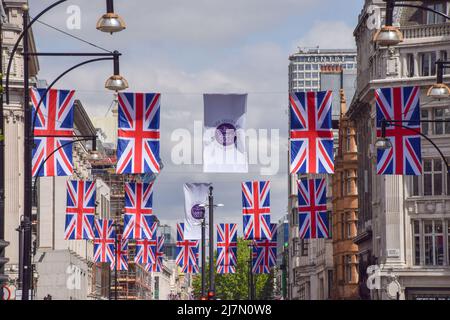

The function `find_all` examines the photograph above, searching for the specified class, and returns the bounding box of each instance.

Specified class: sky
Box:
[30,0,363,234]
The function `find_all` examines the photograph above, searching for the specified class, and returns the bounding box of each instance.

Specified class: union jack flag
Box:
[145,235,165,273]
[297,178,329,239]
[376,86,422,175]
[31,88,75,177]
[217,223,238,274]
[64,180,96,240]
[289,91,334,174]
[116,92,161,174]
[176,223,199,274]
[135,231,158,265]
[93,219,115,264]
[252,224,277,274]
[123,182,156,240]
[242,181,271,240]
[111,234,128,271]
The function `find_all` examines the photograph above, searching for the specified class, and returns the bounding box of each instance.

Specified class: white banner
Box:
[203,94,248,173]
[183,183,211,240]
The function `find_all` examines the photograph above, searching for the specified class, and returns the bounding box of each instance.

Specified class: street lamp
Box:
[374,137,392,150]
[427,60,450,100]
[198,187,223,298]
[96,0,126,34]
[105,51,129,91]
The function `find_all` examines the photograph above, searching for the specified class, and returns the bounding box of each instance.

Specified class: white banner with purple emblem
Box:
[203,94,248,173]
[183,183,211,240]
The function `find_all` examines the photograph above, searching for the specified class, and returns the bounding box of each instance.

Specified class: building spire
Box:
[339,89,347,117]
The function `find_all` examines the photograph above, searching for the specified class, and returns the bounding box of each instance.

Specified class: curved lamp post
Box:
[376,120,450,173]
[0,0,126,300]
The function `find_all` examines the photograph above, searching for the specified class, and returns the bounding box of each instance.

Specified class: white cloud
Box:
[292,20,356,50]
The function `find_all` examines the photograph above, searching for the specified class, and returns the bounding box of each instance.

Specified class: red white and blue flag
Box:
[252,223,277,274]
[289,91,334,174]
[216,223,238,274]
[93,219,115,264]
[64,180,96,240]
[376,86,422,175]
[242,181,271,241]
[297,178,329,239]
[135,232,158,265]
[145,235,165,273]
[116,92,161,174]
[123,182,156,240]
[31,88,75,177]
[111,234,128,271]
[176,223,199,274]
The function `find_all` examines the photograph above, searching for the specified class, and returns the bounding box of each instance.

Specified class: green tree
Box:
[192,238,273,300]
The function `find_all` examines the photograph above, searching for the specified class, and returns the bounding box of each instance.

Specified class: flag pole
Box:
[201,218,206,298]
[208,186,215,296]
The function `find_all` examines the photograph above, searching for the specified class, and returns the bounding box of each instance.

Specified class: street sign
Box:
[2,285,11,300]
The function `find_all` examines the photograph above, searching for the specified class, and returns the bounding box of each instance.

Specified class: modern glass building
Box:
[288,47,357,93]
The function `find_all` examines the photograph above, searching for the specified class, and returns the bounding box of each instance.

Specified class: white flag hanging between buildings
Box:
[203,94,248,173]
[183,183,211,240]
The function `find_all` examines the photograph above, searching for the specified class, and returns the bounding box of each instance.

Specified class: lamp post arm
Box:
[31,57,114,133]
[32,136,95,202]
[384,121,450,172]
[5,0,68,104]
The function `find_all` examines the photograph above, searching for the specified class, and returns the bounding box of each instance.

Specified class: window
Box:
[413,220,447,266]
[423,159,444,196]
[427,3,446,24]
[433,108,450,135]
[407,53,415,77]
[312,64,319,70]
[345,170,352,195]
[346,212,352,239]
[297,73,305,80]
[346,128,351,152]
[411,175,420,196]
[420,52,437,76]
[413,220,421,265]
[340,213,345,239]
[298,64,305,71]
[301,240,309,257]
[305,64,311,71]
[345,255,352,283]
[421,109,429,135]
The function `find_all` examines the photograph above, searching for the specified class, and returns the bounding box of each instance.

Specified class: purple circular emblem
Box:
[215,123,237,147]
[191,204,205,220]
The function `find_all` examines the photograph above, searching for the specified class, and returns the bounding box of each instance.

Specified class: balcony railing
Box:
[401,23,450,40]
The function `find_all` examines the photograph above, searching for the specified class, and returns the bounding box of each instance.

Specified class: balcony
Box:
[401,23,450,41]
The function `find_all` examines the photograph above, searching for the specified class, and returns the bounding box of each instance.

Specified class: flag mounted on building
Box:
[116,92,161,174]
[145,235,165,273]
[289,91,334,174]
[297,178,330,239]
[111,234,128,271]
[203,94,248,173]
[183,183,211,240]
[216,223,238,274]
[64,180,96,240]
[242,181,271,241]
[93,219,116,264]
[176,223,199,274]
[123,182,156,240]
[252,223,277,274]
[31,88,75,177]
[376,86,422,175]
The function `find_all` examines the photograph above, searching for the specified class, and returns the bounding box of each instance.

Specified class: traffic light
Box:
[207,290,215,300]
[0,240,10,284]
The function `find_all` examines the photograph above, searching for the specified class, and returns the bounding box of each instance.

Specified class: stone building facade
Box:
[350,0,450,300]
[331,90,359,299]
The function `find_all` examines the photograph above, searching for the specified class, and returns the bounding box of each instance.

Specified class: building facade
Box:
[331,90,359,299]
[350,0,450,300]
[1,0,40,298]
